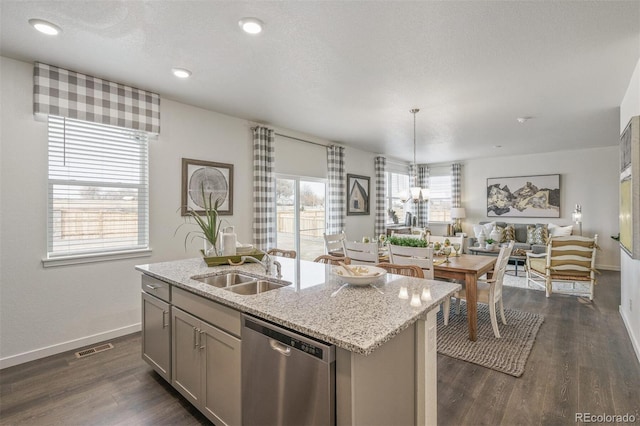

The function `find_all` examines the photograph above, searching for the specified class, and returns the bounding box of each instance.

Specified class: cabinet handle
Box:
[145,283,160,291]
[162,311,168,328]
[193,327,198,348]
[199,330,205,350]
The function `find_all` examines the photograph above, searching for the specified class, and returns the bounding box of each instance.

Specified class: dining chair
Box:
[386,244,450,325]
[525,234,598,300]
[343,241,379,264]
[323,231,347,255]
[313,255,351,265]
[375,263,424,278]
[454,240,514,338]
[266,248,297,259]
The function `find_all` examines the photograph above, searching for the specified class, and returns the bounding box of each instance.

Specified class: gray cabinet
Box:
[141,292,171,381]
[172,307,242,426]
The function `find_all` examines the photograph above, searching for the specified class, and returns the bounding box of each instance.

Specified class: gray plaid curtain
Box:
[451,163,462,208]
[33,62,160,134]
[374,156,386,237]
[417,165,429,227]
[252,127,275,250]
[327,146,345,234]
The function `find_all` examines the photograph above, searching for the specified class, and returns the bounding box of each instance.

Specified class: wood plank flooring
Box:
[1,270,638,425]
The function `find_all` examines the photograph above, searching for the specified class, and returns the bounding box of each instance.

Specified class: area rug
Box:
[436,301,544,377]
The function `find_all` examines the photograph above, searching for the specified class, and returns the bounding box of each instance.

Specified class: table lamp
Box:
[451,207,466,234]
[572,204,582,236]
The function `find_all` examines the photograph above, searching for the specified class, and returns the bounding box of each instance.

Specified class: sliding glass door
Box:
[275,175,326,261]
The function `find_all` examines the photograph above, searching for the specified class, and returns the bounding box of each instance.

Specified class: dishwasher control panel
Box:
[245,317,327,360]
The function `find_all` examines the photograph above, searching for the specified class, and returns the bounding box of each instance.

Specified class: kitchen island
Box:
[136,256,460,426]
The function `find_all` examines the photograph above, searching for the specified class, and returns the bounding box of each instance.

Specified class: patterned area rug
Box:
[436,302,544,377]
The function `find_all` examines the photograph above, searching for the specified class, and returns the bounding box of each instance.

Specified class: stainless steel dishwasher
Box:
[242,315,336,426]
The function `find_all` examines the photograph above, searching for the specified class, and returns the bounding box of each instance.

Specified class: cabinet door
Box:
[200,321,242,426]
[141,292,170,381]
[172,307,202,405]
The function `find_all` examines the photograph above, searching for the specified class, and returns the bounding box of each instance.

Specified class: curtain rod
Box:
[250,126,329,148]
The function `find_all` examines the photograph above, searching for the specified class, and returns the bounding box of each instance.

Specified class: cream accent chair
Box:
[323,231,347,255]
[454,241,514,338]
[313,255,351,265]
[344,241,379,264]
[525,235,598,300]
[388,244,450,325]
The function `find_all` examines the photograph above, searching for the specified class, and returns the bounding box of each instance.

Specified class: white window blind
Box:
[428,175,452,222]
[47,116,149,258]
[385,171,410,223]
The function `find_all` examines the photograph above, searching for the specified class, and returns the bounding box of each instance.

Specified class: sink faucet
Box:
[241,254,282,279]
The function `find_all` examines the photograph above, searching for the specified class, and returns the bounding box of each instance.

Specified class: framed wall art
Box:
[181,158,233,216]
[487,174,560,218]
[346,174,370,215]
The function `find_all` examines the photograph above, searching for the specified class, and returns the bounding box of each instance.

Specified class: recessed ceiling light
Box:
[517,116,532,124]
[29,18,62,35]
[239,18,264,34]
[493,145,502,148]
[171,68,192,79]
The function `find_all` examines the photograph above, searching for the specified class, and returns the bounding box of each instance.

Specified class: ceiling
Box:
[1,1,639,164]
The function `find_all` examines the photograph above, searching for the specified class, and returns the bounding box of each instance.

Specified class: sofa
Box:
[468,221,574,254]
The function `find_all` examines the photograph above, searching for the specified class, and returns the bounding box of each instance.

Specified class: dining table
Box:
[432,254,497,341]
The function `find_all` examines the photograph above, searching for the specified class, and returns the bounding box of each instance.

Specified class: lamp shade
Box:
[451,207,466,219]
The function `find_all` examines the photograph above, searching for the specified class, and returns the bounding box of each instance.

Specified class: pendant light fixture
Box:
[408,108,428,202]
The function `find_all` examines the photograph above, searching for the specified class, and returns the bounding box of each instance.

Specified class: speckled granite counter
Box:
[136,257,460,355]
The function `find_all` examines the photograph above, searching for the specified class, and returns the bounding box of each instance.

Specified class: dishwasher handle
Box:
[269,339,292,356]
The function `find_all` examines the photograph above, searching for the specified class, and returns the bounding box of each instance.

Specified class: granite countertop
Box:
[135,257,460,355]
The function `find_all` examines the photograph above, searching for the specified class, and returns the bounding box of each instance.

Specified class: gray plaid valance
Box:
[34,62,160,134]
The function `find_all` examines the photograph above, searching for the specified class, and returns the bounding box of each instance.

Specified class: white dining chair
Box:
[388,244,450,325]
[454,241,514,338]
[323,231,347,255]
[343,241,379,264]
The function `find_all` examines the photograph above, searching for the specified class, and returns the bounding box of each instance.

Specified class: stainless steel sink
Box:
[192,272,256,288]
[223,280,291,295]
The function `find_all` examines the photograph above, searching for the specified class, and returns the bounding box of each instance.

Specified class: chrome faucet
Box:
[241,254,282,279]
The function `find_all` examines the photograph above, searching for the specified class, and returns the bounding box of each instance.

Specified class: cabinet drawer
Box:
[172,287,241,337]
[141,275,171,302]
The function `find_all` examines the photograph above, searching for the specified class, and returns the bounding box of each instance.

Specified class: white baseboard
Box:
[619,306,640,365]
[0,323,141,370]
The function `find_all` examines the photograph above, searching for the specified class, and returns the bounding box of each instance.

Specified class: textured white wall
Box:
[619,58,640,363]
[0,57,255,366]
[461,147,620,270]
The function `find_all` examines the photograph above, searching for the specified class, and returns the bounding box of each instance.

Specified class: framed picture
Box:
[346,174,370,215]
[487,174,560,218]
[182,158,233,216]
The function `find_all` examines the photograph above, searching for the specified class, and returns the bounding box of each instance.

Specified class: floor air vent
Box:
[74,343,114,359]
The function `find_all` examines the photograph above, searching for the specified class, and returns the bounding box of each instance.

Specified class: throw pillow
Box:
[526,224,549,245]
[491,225,505,242]
[483,221,496,236]
[504,224,516,242]
[548,223,573,237]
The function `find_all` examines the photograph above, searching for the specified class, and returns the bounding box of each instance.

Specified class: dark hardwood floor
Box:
[1,270,638,425]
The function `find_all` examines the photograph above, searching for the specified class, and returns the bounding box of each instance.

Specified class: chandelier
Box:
[407,108,428,202]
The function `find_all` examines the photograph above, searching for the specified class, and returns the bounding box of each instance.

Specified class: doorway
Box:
[275,176,326,261]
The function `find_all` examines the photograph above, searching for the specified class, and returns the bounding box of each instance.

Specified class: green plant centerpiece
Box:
[387,235,428,248]
[177,184,223,256]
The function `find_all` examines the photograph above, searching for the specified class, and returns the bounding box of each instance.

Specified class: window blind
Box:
[47,116,149,257]
[428,175,452,222]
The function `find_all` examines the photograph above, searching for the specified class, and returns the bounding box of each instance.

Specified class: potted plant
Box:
[387,235,428,248]
[485,238,496,251]
[177,184,223,256]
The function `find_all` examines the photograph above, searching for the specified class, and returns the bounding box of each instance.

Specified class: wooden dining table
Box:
[432,254,497,342]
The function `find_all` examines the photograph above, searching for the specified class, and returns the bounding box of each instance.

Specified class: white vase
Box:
[489,226,502,243]
[485,243,495,251]
[203,238,219,257]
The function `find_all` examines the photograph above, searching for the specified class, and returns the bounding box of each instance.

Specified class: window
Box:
[428,175,452,223]
[385,171,410,224]
[46,116,149,261]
